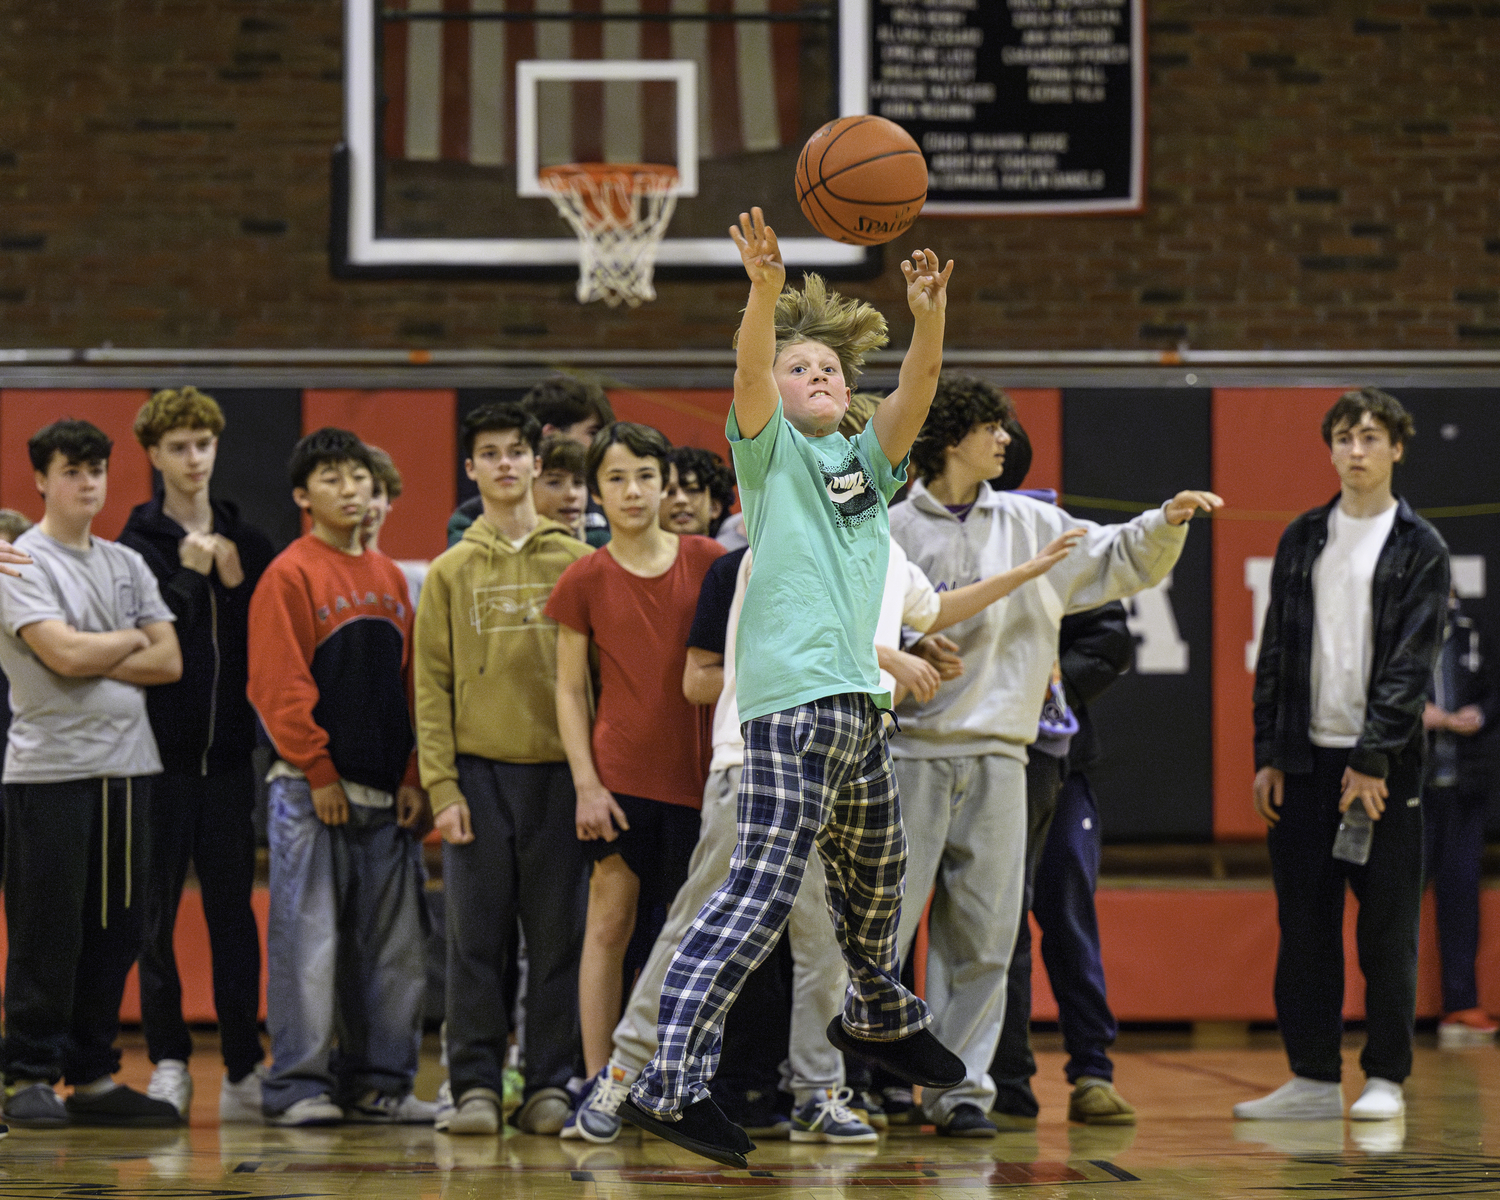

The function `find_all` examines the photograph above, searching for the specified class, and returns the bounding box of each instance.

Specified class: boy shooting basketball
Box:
[621,208,964,1167]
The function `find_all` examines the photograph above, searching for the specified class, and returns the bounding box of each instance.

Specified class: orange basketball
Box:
[795,115,928,246]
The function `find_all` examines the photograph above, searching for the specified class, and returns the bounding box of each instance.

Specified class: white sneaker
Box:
[148,1059,193,1120]
[344,1090,438,1124]
[448,1090,501,1135]
[1348,1077,1404,1120]
[219,1065,267,1124]
[266,1093,343,1126]
[1232,1077,1343,1120]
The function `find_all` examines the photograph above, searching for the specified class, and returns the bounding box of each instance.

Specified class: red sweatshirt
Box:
[248,534,419,794]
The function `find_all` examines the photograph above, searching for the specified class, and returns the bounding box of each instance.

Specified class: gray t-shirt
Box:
[0,527,174,783]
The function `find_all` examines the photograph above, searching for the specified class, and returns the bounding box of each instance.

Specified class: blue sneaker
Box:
[790,1087,878,1143]
[574,1064,633,1145]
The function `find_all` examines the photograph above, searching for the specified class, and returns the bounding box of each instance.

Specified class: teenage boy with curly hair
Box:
[661,447,736,539]
[889,374,1219,1136]
[120,387,276,1122]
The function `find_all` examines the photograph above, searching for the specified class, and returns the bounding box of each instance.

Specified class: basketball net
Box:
[540,163,679,308]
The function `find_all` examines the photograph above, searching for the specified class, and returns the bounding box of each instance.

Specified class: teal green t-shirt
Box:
[728,400,907,723]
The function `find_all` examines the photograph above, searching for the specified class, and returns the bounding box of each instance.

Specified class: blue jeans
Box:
[991,767,1119,1113]
[263,777,429,1114]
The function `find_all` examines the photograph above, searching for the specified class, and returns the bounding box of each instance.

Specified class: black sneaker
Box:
[937,1103,997,1138]
[5,1082,68,1128]
[66,1083,183,1127]
[726,1090,791,1140]
[619,1095,753,1169]
[826,1019,965,1090]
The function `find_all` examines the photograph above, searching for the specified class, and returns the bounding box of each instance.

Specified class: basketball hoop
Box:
[540,163,680,308]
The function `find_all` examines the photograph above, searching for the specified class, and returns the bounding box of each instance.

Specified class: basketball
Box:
[795,115,928,246]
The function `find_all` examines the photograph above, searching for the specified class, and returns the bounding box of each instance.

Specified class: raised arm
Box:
[105,620,182,685]
[728,207,787,440]
[20,619,149,678]
[871,249,954,467]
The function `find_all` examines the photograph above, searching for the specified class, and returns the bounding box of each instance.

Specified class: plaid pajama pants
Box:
[631,692,932,1116]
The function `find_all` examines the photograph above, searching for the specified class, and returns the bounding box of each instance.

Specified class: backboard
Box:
[336,0,879,280]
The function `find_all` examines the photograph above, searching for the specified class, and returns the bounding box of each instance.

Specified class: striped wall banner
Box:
[381,0,803,168]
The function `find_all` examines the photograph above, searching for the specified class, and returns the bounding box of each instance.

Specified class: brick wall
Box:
[0,0,1495,350]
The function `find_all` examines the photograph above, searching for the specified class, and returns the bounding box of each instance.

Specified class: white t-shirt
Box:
[0,527,175,783]
[1309,502,1398,748]
[709,538,941,772]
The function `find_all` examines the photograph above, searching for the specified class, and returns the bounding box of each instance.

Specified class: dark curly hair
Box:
[910,375,1015,484]
[665,446,737,536]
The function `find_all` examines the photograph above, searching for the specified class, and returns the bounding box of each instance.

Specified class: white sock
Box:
[75,1077,120,1097]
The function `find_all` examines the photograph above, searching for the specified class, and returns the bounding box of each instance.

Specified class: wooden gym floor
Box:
[7,1028,1500,1199]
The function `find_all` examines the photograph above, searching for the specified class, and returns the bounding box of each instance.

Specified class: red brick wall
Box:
[0,1,1495,350]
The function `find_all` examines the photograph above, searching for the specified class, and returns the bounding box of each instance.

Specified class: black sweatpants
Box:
[139,765,264,1081]
[2,776,152,1086]
[1267,746,1424,1084]
[444,757,588,1102]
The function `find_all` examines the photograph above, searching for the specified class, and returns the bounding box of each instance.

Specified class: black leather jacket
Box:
[1252,495,1449,780]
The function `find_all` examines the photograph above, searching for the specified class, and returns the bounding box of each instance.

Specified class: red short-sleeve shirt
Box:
[545,535,726,808]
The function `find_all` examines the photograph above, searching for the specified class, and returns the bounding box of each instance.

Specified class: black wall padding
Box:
[1388,388,1500,834]
[1062,389,1215,842]
[195,388,304,550]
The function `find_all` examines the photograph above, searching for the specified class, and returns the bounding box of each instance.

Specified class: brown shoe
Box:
[1067,1077,1136,1126]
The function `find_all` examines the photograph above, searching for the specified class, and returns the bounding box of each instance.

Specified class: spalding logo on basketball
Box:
[796,115,928,247]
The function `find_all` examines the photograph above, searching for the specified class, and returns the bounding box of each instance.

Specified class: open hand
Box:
[902,248,954,318]
[1026,528,1086,577]
[1164,490,1224,525]
[0,539,31,579]
[729,207,785,290]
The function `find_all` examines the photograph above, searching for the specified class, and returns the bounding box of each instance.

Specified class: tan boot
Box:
[1067,1077,1136,1126]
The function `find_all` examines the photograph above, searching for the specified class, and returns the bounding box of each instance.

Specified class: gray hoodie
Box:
[888,480,1188,760]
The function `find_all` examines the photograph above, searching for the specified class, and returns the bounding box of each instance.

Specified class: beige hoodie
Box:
[414,514,591,814]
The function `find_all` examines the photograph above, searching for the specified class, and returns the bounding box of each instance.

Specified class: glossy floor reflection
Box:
[6,1029,1500,1198]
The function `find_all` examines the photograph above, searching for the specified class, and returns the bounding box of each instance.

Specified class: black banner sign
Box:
[869,0,1144,214]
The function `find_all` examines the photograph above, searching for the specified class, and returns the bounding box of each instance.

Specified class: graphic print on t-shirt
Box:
[823,447,879,530]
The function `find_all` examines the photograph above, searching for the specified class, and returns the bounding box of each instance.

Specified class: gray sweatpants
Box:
[611,765,847,1103]
[263,776,428,1115]
[892,753,1028,1121]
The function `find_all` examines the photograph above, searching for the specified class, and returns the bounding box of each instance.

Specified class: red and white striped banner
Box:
[382,0,803,167]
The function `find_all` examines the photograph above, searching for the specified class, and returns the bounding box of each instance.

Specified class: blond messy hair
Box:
[134,386,225,449]
[736,273,889,382]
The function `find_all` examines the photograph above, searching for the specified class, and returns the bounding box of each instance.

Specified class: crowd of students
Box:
[0,257,1486,1143]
